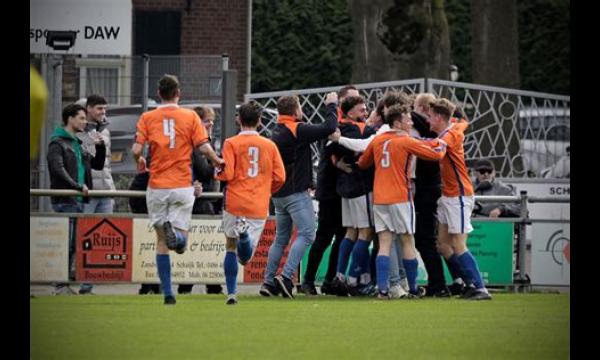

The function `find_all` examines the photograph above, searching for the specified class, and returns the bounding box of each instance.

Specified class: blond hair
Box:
[429,98,456,120]
[414,93,436,109]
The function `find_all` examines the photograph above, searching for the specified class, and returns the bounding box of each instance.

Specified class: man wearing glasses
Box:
[472,159,521,218]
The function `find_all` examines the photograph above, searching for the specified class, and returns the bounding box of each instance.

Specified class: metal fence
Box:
[246,79,425,167]
[427,79,570,178]
[246,78,570,179]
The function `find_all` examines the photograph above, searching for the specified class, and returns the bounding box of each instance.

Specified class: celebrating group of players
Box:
[134,75,491,306]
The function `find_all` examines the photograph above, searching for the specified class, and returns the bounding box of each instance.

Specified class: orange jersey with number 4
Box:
[438,118,473,197]
[135,104,209,189]
[358,131,446,204]
[216,131,286,218]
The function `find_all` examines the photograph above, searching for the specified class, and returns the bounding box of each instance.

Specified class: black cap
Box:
[474,159,494,171]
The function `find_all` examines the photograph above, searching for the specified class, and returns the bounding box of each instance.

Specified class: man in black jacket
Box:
[331,95,377,297]
[301,86,359,296]
[411,93,452,297]
[47,103,106,295]
[260,93,339,299]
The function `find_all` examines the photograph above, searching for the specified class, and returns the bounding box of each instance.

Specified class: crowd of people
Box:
[48,75,523,304]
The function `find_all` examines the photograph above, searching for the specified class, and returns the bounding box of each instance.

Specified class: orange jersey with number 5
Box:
[216,131,286,218]
[135,104,209,189]
[358,131,446,204]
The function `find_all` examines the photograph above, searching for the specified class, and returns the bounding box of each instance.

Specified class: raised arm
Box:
[296,92,339,143]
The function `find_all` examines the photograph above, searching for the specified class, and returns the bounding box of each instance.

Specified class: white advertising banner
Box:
[504,180,570,285]
[504,180,570,220]
[30,0,132,55]
[530,223,570,285]
[30,217,69,282]
[131,219,243,284]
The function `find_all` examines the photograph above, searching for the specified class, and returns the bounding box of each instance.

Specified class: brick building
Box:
[38,0,250,105]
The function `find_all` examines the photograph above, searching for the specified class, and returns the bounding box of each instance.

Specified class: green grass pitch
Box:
[30,293,569,359]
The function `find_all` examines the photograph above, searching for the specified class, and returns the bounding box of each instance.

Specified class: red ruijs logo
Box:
[76,218,133,282]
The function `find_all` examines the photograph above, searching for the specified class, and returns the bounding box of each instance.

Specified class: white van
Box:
[518,107,570,178]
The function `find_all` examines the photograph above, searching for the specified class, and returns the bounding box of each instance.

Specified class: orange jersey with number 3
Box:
[216,131,286,218]
[438,118,473,197]
[135,105,209,189]
[358,131,446,204]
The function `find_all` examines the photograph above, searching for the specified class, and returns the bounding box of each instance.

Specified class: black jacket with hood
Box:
[47,127,106,205]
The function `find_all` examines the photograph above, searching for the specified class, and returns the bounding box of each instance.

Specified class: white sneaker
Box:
[226,294,238,305]
[389,284,408,299]
[400,278,409,292]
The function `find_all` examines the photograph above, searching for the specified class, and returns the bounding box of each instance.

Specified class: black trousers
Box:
[303,198,346,283]
[414,185,446,290]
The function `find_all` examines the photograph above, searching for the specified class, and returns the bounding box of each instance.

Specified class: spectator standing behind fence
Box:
[260,93,338,299]
[178,106,224,295]
[471,159,521,218]
[47,104,106,295]
[132,74,223,305]
[76,95,115,214]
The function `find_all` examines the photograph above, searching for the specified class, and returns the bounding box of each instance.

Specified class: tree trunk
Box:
[471,0,520,88]
[350,0,450,83]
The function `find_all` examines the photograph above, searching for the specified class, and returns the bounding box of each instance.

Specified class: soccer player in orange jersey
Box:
[215,101,286,305]
[132,75,224,305]
[427,98,492,300]
[358,104,446,298]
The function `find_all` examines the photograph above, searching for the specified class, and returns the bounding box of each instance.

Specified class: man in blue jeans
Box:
[260,92,339,299]
[47,103,106,295]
